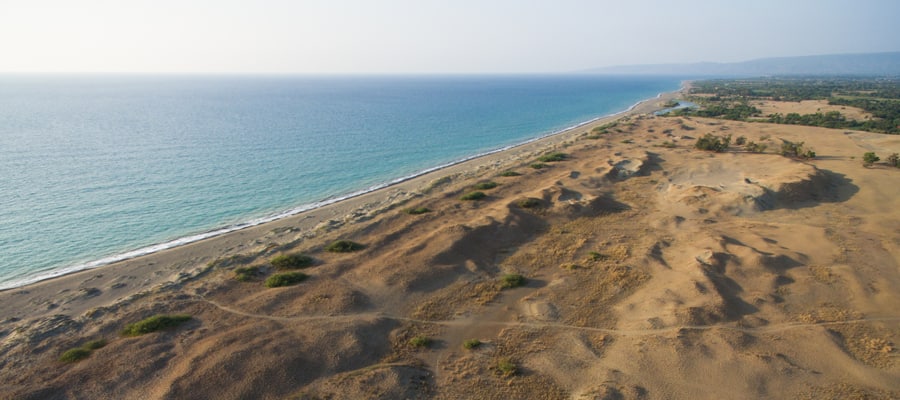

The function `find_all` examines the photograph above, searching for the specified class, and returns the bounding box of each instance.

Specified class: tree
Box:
[863,152,880,166]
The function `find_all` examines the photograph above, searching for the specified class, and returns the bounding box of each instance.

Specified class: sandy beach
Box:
[2,86,899,399]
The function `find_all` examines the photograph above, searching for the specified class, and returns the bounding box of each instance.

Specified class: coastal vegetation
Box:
[460,191,487,201]
[121,314,192,336]
[529,163,547,169]
[404,207,431,215]
[472,181,499,190]
[500,273,526,289]
[463,339,482,349]
[408,335,431,348]
[59,339,106,363]
[863,152,880,166]
[537,152,568,162]
[233,265,263,282]
[495,358,518,376]
[516,198,542,208]
[694,133,732,152]
[265,272,309,288]
[325,240,364,253]
[499,170,521,177]
[270,253,314,269]
[670,78,900,134]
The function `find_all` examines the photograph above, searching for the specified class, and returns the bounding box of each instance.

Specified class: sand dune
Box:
[1,98,899,399]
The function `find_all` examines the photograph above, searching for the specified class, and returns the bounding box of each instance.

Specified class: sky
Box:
[1,0,898,74]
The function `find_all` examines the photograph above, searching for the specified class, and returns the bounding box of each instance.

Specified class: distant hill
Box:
[584,52,900,76]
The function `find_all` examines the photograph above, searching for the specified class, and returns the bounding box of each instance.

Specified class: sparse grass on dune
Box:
[265,272,309,288]
[325,240,365,253]
[270,253,314,269]
[460,191,487,201]
[121,314,192,337]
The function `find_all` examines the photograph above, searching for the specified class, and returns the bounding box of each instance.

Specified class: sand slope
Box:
[1,105,899,399]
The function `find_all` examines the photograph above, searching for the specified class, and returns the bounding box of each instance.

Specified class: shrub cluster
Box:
[460,191,487,201]
[529,163,547,169]
[122,315,192,336]
[496,358,518,376]
[500,274,526,289]
[265,272,309,288]
[473,181,499,190]
[781,140,816,159]
[499,170,521,177]
[517,198,541,209]
[325,240,364,253]
[409,335,431,348]
[404,207,431,215]
[270,253,314,269]
[463,339,482,349]
[537,152,567,162]
[59,339,107,363]
[694,133,731,152]
[233,265,263,282]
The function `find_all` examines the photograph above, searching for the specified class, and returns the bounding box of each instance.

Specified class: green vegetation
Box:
[517,198,542,209]
[662,99,680,108]
[472,181,499,190]
[591,121,618,134]
[499,170,522,177]
[460,191,487,201]
[325,240,364,253]
[59,347,92,363]
[675,78,900,134]
[463,339,482,349]
[887,153,900,167]
[529,163,547,169]
[496,358,518,376]
[588,251,608,261]
[122,314,192,336]
[408,335,431,348]
[694,133,731,152]
[270,253,314,269]
[537,152,567,162]
[658,141,676,148]
[780,140,816,159]
[404,207,431,215]
[500,274,526,289]
[743,141,768,153]
[863,152,880,166]
[234,265,263,282]
[265,272,309,288]
[59,338,108,363]
[734,136,747,146]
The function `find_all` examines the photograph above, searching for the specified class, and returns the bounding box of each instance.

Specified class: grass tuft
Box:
[460,191,487,201]
[472,181,499,190]
[499,170,521,177]
[325,240,364,253]
[122,314,192,337]
[409,335,431,348]
[83,339,107,350]
[516,198,542,209]
[537,152,567,162]
[404,207,431,215]
[496,358,518,376]
[529,163,547,169]
[500,274,526,289]
[270,253,314,269]
[59,348,92,363]
[463,339,482,349]
[265,272,309,288]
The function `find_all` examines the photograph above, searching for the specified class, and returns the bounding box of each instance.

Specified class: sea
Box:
[0,74,682,289]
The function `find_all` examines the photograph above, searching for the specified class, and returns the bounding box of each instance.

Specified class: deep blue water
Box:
[0,75,681,289]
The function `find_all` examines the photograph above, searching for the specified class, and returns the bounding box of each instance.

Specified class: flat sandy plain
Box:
[1,93,899,399]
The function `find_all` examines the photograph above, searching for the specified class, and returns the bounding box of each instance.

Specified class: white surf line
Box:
[193,296,900,337]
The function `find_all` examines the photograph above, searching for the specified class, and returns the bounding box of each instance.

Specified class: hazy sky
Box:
[1,0,898,74]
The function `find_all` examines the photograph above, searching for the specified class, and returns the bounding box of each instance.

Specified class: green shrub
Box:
[499,170,521,177]
[694,133,731,152]
[409,335,431,348]
[460,191,487,201]
[537,152,567,162]
[500,274,526,289]
[887,153,900,167]
[83,339,107,350]
[496,358,518,376]
[404,207,431,215]
[473,181,499,190]
[584,134,602,140]
[234,265,263,282]
[529,163,547,169]
[463,339,482,349]
[122,314,192,336]
[59,347,92,363]
[744,141,768,153]
[265,272,309,288]
[781,140,815,159]
[863,152,880,166]
[517,198,541,209]
[735,136,747,145]
[271,253,314,269]
[325,240,364,253]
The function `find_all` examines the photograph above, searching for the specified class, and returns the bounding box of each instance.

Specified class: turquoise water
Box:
[0,75,681,289]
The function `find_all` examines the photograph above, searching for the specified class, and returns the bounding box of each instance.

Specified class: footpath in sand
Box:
[1,99,899,399]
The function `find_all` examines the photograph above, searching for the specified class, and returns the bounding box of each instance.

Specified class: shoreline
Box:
[0,84,685,297]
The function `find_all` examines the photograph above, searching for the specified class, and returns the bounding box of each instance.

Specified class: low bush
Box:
[83,339,107,350]
[500,274,526,289]
[529,163,547,169]
[265,272,309,288]
[409,335,431,348]
[863,152,880,166]
[404,207,431,215]
[325,240,364,253]
[270,253,314,269]
[517,198,541,209]
[887,153,900,167]
[234,265,263,282]
[499,170,521,177]
[781,140,816,159]
[463,339,482,349]
[537,152,567,162]
[735,136,747,146]
[473,181,499,190]
[122,314,192,336]
[496,358,518,376]
[59,347,92,363]
[744,141,767,153]
[694,133,731,152]
[460,191,487,201]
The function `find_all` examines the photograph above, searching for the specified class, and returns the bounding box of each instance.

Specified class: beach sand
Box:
[2,90,899,399]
